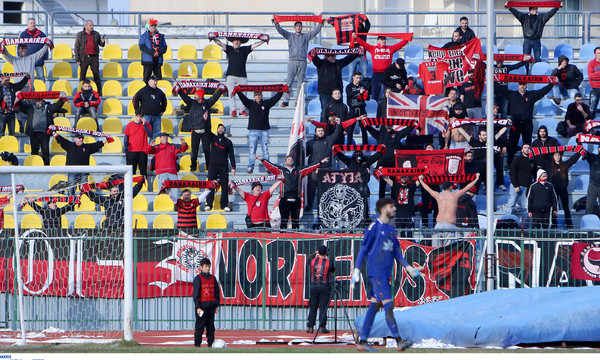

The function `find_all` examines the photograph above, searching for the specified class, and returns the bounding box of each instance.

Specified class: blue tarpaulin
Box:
[355,287,600,347]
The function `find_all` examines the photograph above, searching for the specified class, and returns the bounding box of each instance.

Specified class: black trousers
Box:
[279,197,301,229]
[507,120,533,166]
[80,54,102,96]
[420,186,439,228]
[495,151,505,187]
[307,284,331,328]
[347,107,368,145]
[553,186,573,228]
[207,164,229,209]
[126,151,148,176]
[194,308,216,347]
[395,212,415,238]
[30,132,50,165]
[143,62,162,83]
[531,211,551,229]
[190,130,213,170]
[306,169,326,209]
[378,158,395,199]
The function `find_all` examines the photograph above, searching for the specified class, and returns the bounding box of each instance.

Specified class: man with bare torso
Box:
[419,173,480,247]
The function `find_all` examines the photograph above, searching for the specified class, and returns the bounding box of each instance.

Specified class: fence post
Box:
[261,232,267,329]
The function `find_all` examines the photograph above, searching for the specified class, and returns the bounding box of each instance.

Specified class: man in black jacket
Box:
[442,31,462,49]
[237,90,284,174]
[321,89,348,123]
[0,74,29,136]
[345,72,370,145]
[507,2,560,64]
[495,82,554,166]
[527,168,557,229]
[86,178,144,230]
[456,186,479,229]
[205,124,236,212]
[493,58,529,118]
[23,195,76,231]
[382,58,408,93]
[20,92,67,165]
[506,143,536,222]
[312,52,359,110]
[133,75,167,139]
[455,17,476,44]
[531,125,560,162]
[550,55,583,104]
[178,87,223,171]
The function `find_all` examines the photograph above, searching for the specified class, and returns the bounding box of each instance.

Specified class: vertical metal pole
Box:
[123,169,133,341]
[485,0,495,292]
[10,174,26,345]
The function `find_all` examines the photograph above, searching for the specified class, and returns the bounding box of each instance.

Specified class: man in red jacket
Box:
[145,132,188,198]
[124,108,152,176]
[354,33,409,101]
[587,47,600,115]
[73,79,101,126]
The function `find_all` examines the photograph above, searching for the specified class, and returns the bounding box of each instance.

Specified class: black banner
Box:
[317,170,369,229]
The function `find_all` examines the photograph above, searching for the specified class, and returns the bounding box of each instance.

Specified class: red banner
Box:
[395,149,466,179]
[571,243,600,281]
[506,1,562,8]
[427,37,482,87]
[481,53,534,62]
[493,74,558,84]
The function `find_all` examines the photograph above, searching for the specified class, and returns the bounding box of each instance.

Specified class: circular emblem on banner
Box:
[319,184,364,228]
[176,244,205,272]
[579,243,600,279]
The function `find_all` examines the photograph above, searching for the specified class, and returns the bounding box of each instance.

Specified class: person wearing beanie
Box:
[550,55,583,104]
[531,125,560,162]
[383,58,408,93]
[139,18,168,84]
[231,180,282,228]
[526,168,557,229]
[306,245,335,334]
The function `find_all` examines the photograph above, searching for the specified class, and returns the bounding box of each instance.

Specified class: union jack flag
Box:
[387,93,450,135]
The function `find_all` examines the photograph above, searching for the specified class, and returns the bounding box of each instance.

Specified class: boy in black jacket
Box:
[527,169,557,229]
[193,257,221,348]
[345,71,370,145]
[205,124,236,212]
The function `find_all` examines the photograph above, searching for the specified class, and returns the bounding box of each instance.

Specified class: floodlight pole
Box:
[485,0,496,291]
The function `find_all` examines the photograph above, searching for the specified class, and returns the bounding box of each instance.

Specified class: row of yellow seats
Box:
[2,213,228,230]
[52,44,223,61]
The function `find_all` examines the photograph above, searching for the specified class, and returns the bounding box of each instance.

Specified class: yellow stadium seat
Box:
[139,179,149,192]
[178,155,192,173]
[52,44,73,60]
[153,214,174,229]
[50,137,66,153]
[57,99,71,115]
[2,62,14,74]
[102,44,122,60]
[157,79,172,94]
[163,46,173,60]
[34,79,47,91]
[52,61,73,78]
[127,62,143,79]
[201,62,223,79]
[178,62,198,78]
[162,62,173,78]
[153,194,174,212]
[210,99,224,115]
[51,79,73,96]
[4,214,14,228]
[53,116,71,132]
[127,80,145,97]
[127,44,141,60]
[202,44,223,60]
[50,155,66,166]
[205,214,227,229]
[0,136,19,153]
[133,194,148,211]
[102,117,123,134]
[180,174,200,190]
[165,99,173,115]
[103,98,123,115]
[60,215,69,229]
[24,155,44,166]
[102,80,123,97]
[177,44,198,60]
[127,100,135,115]
[211,117,224,135]
[76,117,98,131]
[133,214,148,229]
[103,62,123,78]
[76,195,95,212]
[102,136,123,153]
[76,80,98,92]
[5,45,16,56]
[77,66,93,79]
[48,174,68,189]
[74,214,96,229]
[23,143,30,152]
[89,155,97,166]
[161,117,174,134]
[83,136,96,144]
[21,213,42,229]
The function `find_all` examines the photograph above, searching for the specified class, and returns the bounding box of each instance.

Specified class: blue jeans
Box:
[319,94,332,111]
[248,129,269,170]
[506,184,528,220]
[590,88,600,115]
[523,39,541,67]
[347,56,368,81]
[75,106,98,124]
[35,65,45,81]
[0,113,16,136]
[146,115,162,140]
[552,86,578,101]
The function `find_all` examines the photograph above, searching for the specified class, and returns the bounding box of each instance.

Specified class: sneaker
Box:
[499,184,507,191]
[306,327,313,334]
[223,206,231,212]
[318,327,330,334]
[357,341,377,352]
[281,102,289,107]
[395,338,412,352]
[240,110,248,116]
[247,168,253,174]
[231,110,238,117]
[204,206,211,211]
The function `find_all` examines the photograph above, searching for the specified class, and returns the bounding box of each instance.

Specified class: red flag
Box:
[571,243,600,281]
[427,37,482,87]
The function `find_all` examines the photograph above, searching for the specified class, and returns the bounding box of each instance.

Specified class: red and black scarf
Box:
[577,133,600,144]
[49,125,114,143]
[208,32,269,43]
[273,15,323,23]
[172,80,228,95]
[493,74,558,84]
[161,180,221,194]
[307,47,364,62]
[331,144,387,156]
[529,145,586,158]
[80,176,145,193]
[506,1,562,8]
[584,120,600,134]
[1,37,54,50]
[481,53,535,62]
[228,175,284,191]
[0,72,29,78]
[420,174,477,185]
[449,118,512,129]
[0,185,24,193]
[231,84,289,96]
[360,118,419,129]
[373,167,428,179]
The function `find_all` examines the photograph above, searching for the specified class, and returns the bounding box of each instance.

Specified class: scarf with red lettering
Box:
[14,91,66,109]
[1,37,54,50]
[332,144,387,156]
[161,179,221,194]
[528,145,586,158]
[360,118,419,128]
[373,167,428,179]
[481,53,535,62]
[273,15,323,23]
[350,32,413,47]
[231,84,290,96]
[493,74,558,84]
[576,133,600,144]
[506,1,562,8]
[0,185,24,193]
[420,174,477,185]
[584,120,600,133]
[22,196,80,206]
[0,72,30,78]
[208,32,269,43]
[307,47,364,62]
[172,80,228,95]
[80,176,145,193]
[449,118,512,129]
[228,175,284,190]
[48,125,114,143]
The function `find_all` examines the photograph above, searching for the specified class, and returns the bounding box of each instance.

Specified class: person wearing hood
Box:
[383,58,408,93]
[526,168,557,229]
[550,55,583,104]
[337,149,383,218]
[531,125,560,162]
[73,79,101,126]
[205,124,236,212]
[139,18,168,84]
[74,20,105,95]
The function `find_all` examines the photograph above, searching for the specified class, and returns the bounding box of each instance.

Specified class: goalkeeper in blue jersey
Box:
[352,198,423,352]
